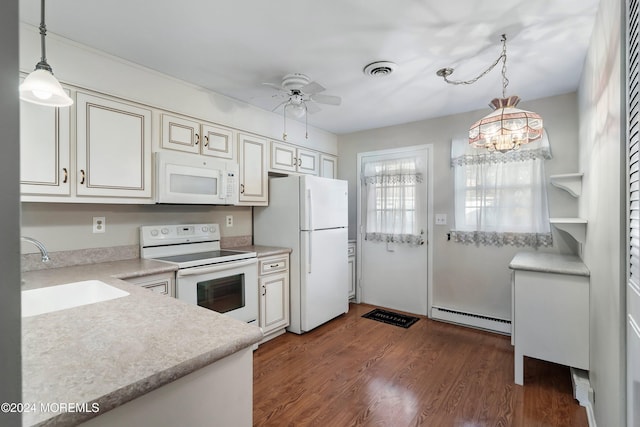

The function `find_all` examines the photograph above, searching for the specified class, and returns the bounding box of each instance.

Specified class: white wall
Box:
[577,0,625,425]
[0,1,21,426]
[338,93,580,321]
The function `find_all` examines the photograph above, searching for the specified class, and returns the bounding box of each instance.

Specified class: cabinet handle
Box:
[195,133,200,146]
[298,158,302,166]
[292,157,297,167]
[261,284,266,296]
[62,168,68,183]
[240,183,245,194]
[204,135,209,147]
[80,169,86,185]
[269,264,280,268]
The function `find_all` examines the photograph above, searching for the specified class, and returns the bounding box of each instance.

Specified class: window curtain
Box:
[450,131,553,248]
[362,157,423,245]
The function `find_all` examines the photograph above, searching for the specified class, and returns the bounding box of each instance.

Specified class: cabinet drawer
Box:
[259,256,288,275]
[142,281,171,295]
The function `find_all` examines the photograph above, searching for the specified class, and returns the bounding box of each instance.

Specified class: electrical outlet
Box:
[93,216,106,233]
[226,215,233,227]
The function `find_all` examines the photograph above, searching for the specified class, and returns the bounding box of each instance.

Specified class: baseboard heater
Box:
[431,306,511,335]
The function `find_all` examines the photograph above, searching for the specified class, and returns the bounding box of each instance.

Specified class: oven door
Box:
[176,258,258,324]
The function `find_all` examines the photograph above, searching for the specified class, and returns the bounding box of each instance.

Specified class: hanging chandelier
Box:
[436,34,543,153]
[19,0,73,107]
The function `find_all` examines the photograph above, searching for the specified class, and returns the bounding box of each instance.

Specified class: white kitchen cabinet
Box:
[258,253,290,342]
[123,272,175,297]
[160,113,235,160]
[269,141,319,175]
[509,252,590,385]
[320,154,338,179]
[237,133,268,205]
[20,89,71,197]
[76,92,153,200]
[348,241,356,300]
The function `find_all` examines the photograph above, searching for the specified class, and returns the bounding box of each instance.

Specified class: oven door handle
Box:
[176,258,257,277]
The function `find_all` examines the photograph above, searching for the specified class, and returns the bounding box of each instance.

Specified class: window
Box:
[451,132,553,247]
[362,157,423,245]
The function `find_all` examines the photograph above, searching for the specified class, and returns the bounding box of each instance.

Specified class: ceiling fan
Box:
[264,73,342,118]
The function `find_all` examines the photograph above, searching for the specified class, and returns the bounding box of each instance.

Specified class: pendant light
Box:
[436,34,543,153]
[19,0,73,107]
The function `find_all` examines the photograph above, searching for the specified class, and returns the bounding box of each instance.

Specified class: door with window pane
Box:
[357,147,429,315]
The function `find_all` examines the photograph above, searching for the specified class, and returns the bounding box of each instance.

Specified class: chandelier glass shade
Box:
[19,0,73,107]
[437,34,543,153]
[469,95,543,153]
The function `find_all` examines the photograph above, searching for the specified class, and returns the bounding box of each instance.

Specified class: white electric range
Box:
[140,223,258,324]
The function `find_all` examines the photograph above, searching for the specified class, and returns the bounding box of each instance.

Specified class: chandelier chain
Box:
[441,34,509,98]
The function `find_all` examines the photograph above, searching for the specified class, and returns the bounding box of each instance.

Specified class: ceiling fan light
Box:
[19,69,73,107]
[286,102,307,119]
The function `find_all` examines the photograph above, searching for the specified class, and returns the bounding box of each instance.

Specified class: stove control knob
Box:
[150,229,159,237]
[209,225,216,232]
[202,226,208,232]
[161,228,169,235]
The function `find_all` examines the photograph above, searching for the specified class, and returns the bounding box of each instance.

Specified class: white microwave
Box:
[155,151,239,205]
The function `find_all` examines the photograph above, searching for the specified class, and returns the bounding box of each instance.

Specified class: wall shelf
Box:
[550,218,588,245]
[550,173,584,197]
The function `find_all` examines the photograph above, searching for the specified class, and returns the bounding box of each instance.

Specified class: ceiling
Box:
[19,0,600,135]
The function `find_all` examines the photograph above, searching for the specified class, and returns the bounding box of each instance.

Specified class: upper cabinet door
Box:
[238,133,268,205]
[296,148,319,176]
[202,124,235,160]
[161,113,200,154]
[76,92,152,199]
[320,154,338,179]
[20,89,71,196]
[270,141,297,173]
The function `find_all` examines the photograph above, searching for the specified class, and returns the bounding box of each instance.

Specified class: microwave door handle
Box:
[176,258,257,277]
[219,171,226,200]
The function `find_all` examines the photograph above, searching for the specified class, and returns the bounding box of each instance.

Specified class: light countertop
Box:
[21,259,263,426]
[508,252,590,277]
[227,245,291,258]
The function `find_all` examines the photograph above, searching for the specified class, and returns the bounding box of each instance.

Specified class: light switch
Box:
[435,214,447,225]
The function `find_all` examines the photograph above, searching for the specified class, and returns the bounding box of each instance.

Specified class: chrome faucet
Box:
[21,236,50,262]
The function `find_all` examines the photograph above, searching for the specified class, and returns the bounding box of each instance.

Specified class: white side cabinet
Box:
[269,141,319,176]
[20,91,71,196]
[348,241,356,300]
[258,253,290,342]
[237,133,268,205]
[510,253,590,385]
[160,113,235,160]
[123,272,175,297]
[320,154,338,179]
[76,92,153,200]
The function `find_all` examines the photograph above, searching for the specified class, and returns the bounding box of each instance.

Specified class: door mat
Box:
[362,308,419,328]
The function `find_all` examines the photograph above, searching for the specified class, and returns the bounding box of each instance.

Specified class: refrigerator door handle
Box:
[307,188,313,230]
[307,231,312,273]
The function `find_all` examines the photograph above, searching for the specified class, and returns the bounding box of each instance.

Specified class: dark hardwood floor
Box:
[253,303,588,427]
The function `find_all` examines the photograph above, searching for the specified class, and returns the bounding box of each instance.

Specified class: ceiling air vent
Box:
[363,61,397,77]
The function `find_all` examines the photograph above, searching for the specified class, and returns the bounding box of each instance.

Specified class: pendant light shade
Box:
[437,35,543,153]
[469,96,543,153]
[19,0,73,107]
[20,69,72,107]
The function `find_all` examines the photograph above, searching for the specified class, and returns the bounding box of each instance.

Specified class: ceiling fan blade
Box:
[301,81,325,95]
[262,82,288,92]
[271,100,289,112]
[305,101,322,114]
[310,93,342,106]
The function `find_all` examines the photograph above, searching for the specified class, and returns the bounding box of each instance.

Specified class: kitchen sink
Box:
[22,280,129,317]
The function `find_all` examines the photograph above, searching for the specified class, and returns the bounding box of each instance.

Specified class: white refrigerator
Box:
[253,175,349,334]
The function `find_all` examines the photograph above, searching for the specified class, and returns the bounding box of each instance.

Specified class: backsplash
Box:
[22,235,253,272]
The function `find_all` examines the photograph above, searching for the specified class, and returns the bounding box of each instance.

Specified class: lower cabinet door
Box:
[259,272,289,335]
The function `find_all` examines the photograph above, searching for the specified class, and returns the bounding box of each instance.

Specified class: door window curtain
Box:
[450,131,553,248]
[362,157,423,245]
